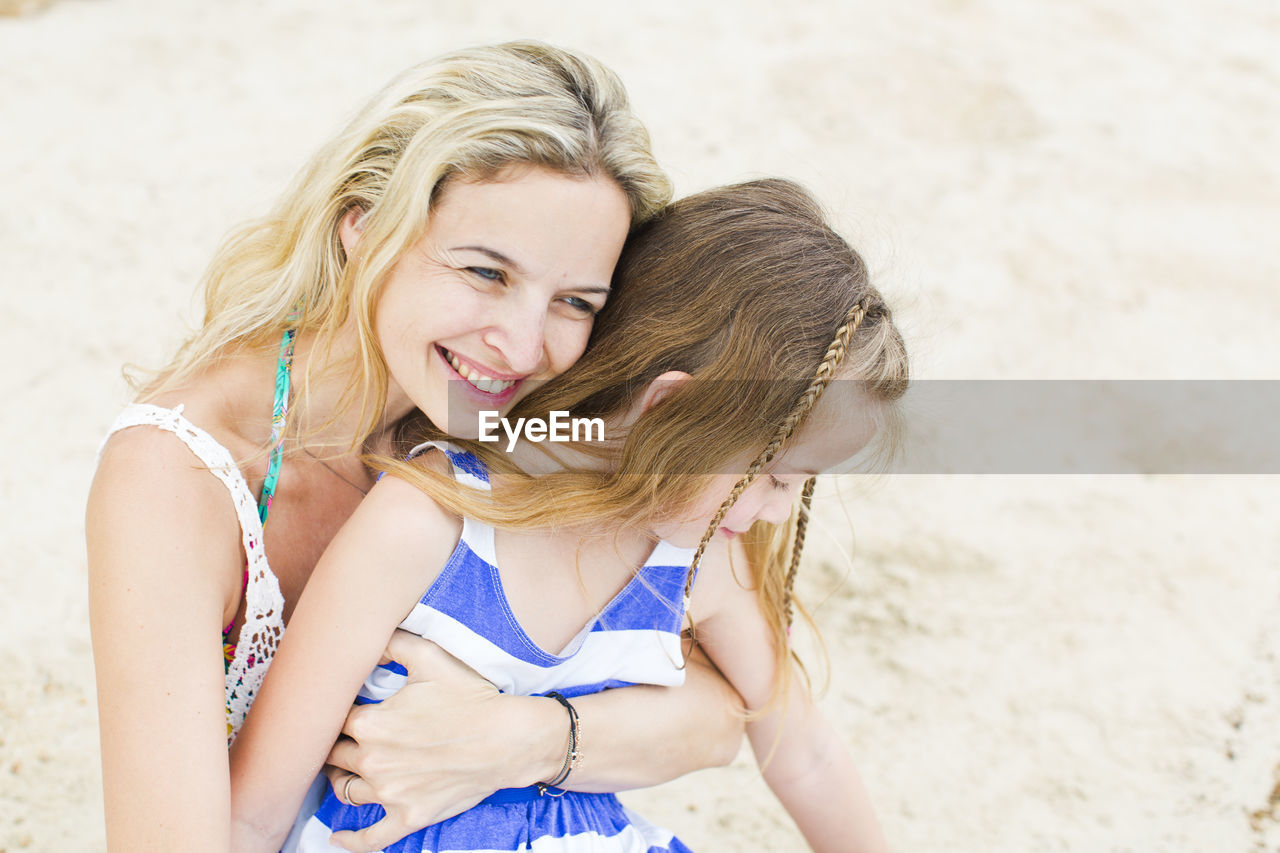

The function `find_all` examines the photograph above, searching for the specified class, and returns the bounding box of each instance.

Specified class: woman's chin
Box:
[427,385,519,441]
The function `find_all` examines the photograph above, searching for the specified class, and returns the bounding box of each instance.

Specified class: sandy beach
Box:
[2,1,1277,850]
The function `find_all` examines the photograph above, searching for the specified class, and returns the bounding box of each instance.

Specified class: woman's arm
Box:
[227,474,462,852]
[323,638,744,851]
[87,429,247,853]
[691,539,889,853]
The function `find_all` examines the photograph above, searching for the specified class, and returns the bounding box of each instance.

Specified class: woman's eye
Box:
[559,296,598,316]
[768,475,790,491]
[467,266,504,283]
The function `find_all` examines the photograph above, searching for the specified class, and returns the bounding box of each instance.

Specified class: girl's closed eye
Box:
[767,474,790,491]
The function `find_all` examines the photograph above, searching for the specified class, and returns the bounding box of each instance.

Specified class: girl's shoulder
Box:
[368,442,468,530]
[328,458,467,601]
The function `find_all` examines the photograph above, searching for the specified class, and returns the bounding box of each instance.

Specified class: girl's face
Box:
[351,166,632,438]
[656,382,882,549]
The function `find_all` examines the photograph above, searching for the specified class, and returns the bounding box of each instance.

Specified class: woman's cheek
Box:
[549,318,594,377]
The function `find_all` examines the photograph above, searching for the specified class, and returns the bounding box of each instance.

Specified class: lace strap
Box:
[103,404,271,563]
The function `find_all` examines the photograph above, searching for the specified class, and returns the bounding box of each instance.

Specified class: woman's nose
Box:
[483,297,546,375]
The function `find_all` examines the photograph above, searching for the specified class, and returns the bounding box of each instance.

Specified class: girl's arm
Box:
[87,429,247,853]
[227,474,462,852]
[691,539,889,853]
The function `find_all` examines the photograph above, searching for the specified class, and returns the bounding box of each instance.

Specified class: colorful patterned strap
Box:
[257,325,297,524]
[224,323,297,656]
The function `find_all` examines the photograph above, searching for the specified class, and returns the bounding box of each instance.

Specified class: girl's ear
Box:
[639,370,692,414]
[338,206,367,256]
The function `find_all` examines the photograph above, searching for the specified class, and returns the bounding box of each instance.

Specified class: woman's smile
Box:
[437,345,521,404]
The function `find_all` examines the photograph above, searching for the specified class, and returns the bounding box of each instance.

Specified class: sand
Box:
[1,1,1277,850]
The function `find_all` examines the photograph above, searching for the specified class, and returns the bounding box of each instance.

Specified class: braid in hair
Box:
[680,302,869,612]
[784,477,818,626]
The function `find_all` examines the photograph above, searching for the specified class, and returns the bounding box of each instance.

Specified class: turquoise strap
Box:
[257,326,297,525]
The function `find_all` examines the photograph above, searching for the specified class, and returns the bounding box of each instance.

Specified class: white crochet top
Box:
[102,403,286,742]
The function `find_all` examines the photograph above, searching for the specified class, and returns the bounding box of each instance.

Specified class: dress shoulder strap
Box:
[405,440,496,564]
[101,402,286,740]
[406,440,492,489]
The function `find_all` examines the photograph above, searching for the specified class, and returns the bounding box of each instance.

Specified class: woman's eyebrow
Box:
[452,245,526,275]
[453,244,612,293]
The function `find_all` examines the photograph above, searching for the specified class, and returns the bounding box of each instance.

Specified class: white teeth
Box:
[443,348,516,395]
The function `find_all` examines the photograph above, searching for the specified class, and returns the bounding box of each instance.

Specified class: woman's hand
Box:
[324,629,746,853]
[322,631,564,852]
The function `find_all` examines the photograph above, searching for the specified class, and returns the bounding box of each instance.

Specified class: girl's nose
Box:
[756,490,796,526]
[743,481,797,528]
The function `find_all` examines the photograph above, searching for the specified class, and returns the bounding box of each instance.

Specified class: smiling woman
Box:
[355,166,631,438]
[86,42,747,853]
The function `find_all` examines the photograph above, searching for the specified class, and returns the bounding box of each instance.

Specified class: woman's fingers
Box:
[319,634,545,847]
[330,817,417,853]
[328,780,493,852]
[382,629,493,687]
[325,734,359,774]
[326,769,374,808]
[317,656,552,845]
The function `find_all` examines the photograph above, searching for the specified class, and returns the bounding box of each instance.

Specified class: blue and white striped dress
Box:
[286,444,695,852]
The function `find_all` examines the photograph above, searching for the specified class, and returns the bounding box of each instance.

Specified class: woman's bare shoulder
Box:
[95,416,236,498]
[90,378,255,591]
[126,351,275,453]
[90,420,245,556]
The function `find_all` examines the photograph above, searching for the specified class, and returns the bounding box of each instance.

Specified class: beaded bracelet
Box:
[536,691,581,796]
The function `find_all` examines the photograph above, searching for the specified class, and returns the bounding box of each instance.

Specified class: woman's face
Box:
[349,166,632,438]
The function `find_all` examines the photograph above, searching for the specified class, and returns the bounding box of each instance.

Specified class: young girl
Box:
[228,179,908,852]
[87,41,746,853]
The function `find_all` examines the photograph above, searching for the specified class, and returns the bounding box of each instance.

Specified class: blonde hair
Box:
[383,178,909,707]
[143,41,671,449]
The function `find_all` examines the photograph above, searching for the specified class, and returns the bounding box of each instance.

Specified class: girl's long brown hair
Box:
[382,178,909,707]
